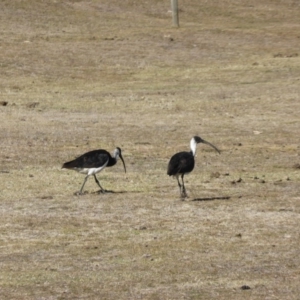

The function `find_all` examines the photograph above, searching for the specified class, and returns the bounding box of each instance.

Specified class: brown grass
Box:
[0,0,300,299]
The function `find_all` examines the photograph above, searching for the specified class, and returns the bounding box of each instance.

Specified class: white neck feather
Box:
[113,149,120,160]
[190,138,197,156]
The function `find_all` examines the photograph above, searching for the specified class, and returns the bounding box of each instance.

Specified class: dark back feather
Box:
[62,149,113,169]
[167,151,195,176]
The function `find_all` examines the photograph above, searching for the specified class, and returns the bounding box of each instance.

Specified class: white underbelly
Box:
[76,160,109,175]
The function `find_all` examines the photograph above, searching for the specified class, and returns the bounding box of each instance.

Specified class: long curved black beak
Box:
[202,140,221,154]
[119,154,127,173]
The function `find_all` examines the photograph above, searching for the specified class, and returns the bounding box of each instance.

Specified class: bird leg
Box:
[176,175,182,195]
[78,175,89,195]
[93,175,106,193]
[181,174,188,199]
[176,175,187,199]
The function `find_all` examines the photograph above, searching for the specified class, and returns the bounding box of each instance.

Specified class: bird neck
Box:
[112,149,119,161]
[107,154,117,167]
[190,138,197,156]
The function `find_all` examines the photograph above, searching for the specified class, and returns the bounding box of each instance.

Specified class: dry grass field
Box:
[1,0,300,299]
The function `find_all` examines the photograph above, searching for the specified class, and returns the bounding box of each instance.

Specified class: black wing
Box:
[63,149,110,169]
[167,151,195,176]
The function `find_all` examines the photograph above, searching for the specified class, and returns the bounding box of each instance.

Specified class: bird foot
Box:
[74,191,88,196]
[97,189,107,194]
[180,192,188,199]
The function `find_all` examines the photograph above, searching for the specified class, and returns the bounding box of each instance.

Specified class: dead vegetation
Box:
[0,0,299,299]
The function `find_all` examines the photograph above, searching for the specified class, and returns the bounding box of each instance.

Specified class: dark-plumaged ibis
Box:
[167,136,220,198]
[62,147,126,194]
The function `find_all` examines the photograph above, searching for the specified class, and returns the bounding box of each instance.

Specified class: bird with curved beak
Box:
[167,136,220,198]
[62,147,126,194]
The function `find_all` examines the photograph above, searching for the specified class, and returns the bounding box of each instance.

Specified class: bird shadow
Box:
[192,196,231,202]
[92,190,142,195]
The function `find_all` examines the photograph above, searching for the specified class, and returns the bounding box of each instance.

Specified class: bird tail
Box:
[62,160,77,169]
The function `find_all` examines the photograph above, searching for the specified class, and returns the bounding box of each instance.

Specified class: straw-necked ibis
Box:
[167,136,220,198]
[62,147,126,194]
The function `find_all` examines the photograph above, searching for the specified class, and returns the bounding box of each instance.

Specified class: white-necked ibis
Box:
[62,147,126,194]
[167,136,220,198]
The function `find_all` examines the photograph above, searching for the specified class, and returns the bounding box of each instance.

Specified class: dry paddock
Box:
[0,1,300,299]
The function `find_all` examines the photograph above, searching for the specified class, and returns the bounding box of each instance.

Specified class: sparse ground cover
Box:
[0,0,299,299]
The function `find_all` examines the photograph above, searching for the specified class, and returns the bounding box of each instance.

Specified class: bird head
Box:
[114,147,127,173]
[191,136,220,155]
